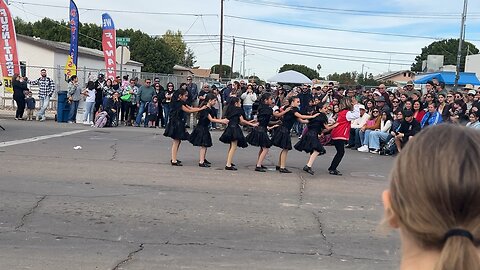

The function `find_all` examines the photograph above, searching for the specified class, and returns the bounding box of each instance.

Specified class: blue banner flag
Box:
[64,0,79,78]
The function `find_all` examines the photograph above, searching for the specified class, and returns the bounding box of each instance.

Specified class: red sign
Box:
[102,13,116,79]
[0,0,20,77]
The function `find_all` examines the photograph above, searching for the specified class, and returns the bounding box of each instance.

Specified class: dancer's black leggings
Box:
[328,139,346,171]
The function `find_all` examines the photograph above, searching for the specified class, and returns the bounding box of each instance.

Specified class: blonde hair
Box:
[338,97,353,111]
[389,125,480,270]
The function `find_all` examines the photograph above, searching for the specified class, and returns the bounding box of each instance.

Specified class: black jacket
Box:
[398,119,421,143]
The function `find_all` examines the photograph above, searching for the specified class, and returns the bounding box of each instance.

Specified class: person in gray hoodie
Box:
[67,75,82,123]
[135,78,155,127]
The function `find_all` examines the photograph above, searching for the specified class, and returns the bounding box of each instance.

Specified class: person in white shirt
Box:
[346,104,369,149]
[359,110,393,154]
[240,84,257,120]
[81,81,96,125]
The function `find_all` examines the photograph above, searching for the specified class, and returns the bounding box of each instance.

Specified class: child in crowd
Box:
[147,96,159,128]
[82,81,96,125]
[25,91,36,121]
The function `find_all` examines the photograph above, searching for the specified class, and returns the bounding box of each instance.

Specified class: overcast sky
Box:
[8,0,480,80]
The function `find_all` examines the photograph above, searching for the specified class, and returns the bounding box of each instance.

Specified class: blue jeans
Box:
[135,101,147,126]
[243,105,253,120]
[68,100,79,122]
[359,129,372,146]
[83,102,95,122]
[163,103,171,125]
[368,131,390,150]
[37,96,50,119]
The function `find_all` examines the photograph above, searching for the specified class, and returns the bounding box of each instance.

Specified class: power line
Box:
[231,35,419,55]
[223,40,411,66]
[225,15,480,42]
[10,1,218,17]
[232,0,480,19]
[186,36,413,63]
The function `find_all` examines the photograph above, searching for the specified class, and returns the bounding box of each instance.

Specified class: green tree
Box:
[211,64,231,78]
[13,17,186,73]
[161,30,196,68]
[411,39,479,72]
[278,64,319,80]
[327,71,357,85]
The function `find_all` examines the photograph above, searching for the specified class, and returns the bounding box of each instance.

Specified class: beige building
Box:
[374,70,415,84]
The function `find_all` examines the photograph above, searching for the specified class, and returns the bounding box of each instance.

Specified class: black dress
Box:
[219,106,248,148]
[246,104,273,148]
[163,100,189,140]
[271,106,299,150]
[189,107,215,147]
[294,113,327,154]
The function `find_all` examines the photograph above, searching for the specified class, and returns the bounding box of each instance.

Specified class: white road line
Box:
[0,130,89,148]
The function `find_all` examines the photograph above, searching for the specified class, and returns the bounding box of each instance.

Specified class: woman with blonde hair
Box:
[327,97,360,175]
[383,124,480,270]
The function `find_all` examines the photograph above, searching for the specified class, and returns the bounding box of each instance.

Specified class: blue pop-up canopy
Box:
[414,71,480,85]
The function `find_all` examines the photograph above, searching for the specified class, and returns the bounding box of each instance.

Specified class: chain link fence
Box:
[0,65,216,109]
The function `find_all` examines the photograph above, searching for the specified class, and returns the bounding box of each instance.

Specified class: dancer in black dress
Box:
[189,94,229,167]
[272,96,320,173]
[164,88,206,166]
[294,102,338,175]
[219,97,258,171]
[246,93,286,172]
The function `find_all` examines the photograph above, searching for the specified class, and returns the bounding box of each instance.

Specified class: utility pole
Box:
[361,64,364,77]
[219,0,224,82]
[242,41,246,79]
[230,37,235,79]
[454,0,468,91]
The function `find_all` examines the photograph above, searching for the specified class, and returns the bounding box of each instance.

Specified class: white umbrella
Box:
[268,70,312,84]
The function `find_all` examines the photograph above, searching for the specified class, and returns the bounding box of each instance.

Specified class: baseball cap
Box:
[358,104,366,110]
[403,110,414,117]
[468,89,477,95]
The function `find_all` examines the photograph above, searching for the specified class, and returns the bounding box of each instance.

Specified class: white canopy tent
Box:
[268,70,312,84]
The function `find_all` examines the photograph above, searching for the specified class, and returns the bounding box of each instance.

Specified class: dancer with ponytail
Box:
[246,93,285,172]
[383,125,480,270]
[163,89,206,166]
[294,102,338,175]
[327,97,360,175]
[189,94,229,167]
[219,97,258,171]
[272,96,320,173]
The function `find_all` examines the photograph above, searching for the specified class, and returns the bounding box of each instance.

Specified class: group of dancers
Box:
[163,89,360,176]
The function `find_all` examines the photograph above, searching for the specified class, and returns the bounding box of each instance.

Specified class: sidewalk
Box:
[0,108,57,120]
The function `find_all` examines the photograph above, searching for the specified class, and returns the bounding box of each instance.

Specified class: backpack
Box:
[380,137,397,156]
[94,111,109,128]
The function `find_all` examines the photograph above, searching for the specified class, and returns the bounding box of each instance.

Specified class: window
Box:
[20,61,26,77]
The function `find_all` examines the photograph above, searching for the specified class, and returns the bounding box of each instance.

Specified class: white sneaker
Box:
[370,149,379,154]
[89,121,94,125]
[357,145,369,152]
[83,121,89,125]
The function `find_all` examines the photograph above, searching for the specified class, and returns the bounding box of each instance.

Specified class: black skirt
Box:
[163,119,189,140]
[294,129,326,154]
[188,125,212,147]
[219,125,248,148]
[246,126,272,148]
[271,126,292,150]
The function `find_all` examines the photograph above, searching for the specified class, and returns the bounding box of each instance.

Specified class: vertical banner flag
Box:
[64,0,79,79]
[0,0,20,93]
[102,13,116,79]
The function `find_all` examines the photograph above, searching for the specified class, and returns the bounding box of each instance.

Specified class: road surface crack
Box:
[112,243,144,270]
[297,172,307,207]
[15,195,47,230]
[110,141,118,161]
[313,210,334,256]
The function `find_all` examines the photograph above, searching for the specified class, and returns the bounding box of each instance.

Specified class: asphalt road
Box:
[0,117,400,270]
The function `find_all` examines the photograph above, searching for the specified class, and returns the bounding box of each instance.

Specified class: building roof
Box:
[374,70,412,81]
[190,67,211,78]
[173,64,193,73]
[17,34,143,66]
